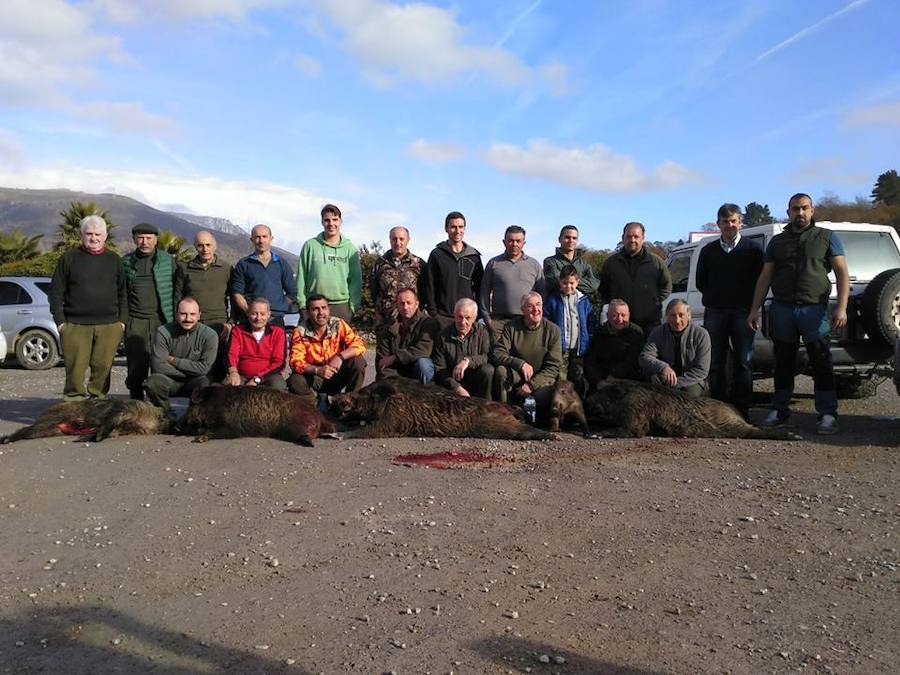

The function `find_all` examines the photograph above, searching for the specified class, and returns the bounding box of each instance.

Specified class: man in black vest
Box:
[747,193,849,434]
[696,204,763,421]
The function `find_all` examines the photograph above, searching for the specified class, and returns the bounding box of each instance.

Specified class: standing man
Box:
[433,298,494,399]
[695,204,764,420]
[48,215,127,400]
[296,204,362,323]
[231,224,297,326]
[144,297,218,413]
[371,226,426,348]
[481,225,544,343]
[492,292,562,422]
[748,193,849,434]
[174,230,234,380]
[122,223,176,401]
[599,222,671,336]
[288,294,367,403]
[422,211,483,330]
[543,225,600,298]
[376,288,439,383]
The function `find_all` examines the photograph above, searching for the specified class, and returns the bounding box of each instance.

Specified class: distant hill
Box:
[0,187,297,267]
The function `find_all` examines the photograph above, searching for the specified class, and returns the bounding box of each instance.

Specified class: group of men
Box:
[47,192,848,434]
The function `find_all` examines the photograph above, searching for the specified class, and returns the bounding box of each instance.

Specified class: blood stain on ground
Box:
[392,451,504,469]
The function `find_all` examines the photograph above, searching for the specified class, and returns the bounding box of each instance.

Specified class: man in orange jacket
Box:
[288,294,367,402]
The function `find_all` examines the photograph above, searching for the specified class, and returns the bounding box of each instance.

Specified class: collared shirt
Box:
[719,233,742,254]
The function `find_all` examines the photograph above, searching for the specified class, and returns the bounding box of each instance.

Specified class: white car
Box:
[0,276,62,370]
[665,221,900,398]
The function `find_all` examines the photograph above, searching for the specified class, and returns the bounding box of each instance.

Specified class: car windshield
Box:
[834,230,900,281]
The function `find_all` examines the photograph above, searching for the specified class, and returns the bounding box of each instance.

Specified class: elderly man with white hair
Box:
[491,291,562,423]
[639,298,711,398]
[48,214,128,400]
[432,297,494,399]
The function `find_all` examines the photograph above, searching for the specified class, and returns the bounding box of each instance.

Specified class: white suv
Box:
[665,222,900,398]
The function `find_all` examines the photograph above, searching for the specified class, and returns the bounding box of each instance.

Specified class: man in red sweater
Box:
[225,297,287,390]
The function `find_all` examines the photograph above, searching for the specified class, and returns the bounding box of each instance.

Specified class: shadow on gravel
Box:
[470,635,666,675]
[0,605,309,674]
[0,397,50,424]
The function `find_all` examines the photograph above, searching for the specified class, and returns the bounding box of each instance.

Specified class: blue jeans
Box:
[413,357,436,385]
[703,308,755,414]
[768,301,836,417]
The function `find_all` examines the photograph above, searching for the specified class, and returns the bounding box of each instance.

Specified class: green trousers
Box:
[60,322,124,400]
[125,316,161,400]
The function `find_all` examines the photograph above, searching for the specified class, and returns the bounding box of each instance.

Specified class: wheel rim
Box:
[22,336,50,365]
[891,291,900,333]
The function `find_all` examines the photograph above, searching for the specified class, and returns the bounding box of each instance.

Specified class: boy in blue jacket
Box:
[543,265,595,391]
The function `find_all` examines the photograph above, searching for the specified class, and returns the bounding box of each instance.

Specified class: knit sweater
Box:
[174,255,234,323]
[695,237,764,311]
[49,247,127,325]
[491,317,562,389]
[480,253,544,317]
[231,252,297,318]
[296,234,362,311]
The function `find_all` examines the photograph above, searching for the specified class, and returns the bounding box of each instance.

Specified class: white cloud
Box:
[480,139,707,193]
[293,53,322,78]
[89,0,289,22]
[310,0,567,93]
[782,156,871,186]
[844,101,900,129]
[755,0,870,63]
[406,139,466,162]
[0,128,25,168]
[69,101,177,135]
[0,164,406,254]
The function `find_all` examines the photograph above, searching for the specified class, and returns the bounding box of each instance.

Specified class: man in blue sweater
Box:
[695,204,763,420]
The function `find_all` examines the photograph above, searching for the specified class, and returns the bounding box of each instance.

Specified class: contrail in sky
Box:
[495,0,543,48]
[755,0,870,62]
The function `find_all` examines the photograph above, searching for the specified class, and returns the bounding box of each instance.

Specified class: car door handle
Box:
[17,310,33,315]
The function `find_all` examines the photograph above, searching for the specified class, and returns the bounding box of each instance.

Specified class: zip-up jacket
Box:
[422,241,483,319]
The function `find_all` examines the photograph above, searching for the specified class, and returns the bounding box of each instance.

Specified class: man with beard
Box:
[748,193,849,434]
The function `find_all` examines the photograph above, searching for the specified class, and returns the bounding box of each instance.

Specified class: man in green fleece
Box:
[122,222,176,400]
[491,292,563,424]
[296,204,362,323]
[144,297,218,413]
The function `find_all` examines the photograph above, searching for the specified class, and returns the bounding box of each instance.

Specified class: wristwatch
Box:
[252,376,262,385]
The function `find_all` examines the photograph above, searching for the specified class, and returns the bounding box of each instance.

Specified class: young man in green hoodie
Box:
[296,204,362,324]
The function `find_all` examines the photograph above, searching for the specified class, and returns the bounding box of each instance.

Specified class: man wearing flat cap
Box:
[122,223,177,401]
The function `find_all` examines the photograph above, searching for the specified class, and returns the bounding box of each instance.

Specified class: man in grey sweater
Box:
[144,297,218,412]
[639,299,710,398]
[481,226,544,343]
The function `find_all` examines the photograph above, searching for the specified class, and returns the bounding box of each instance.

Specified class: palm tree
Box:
[157,229,195,263]
[0,228,44,265]
[56,201,118,251]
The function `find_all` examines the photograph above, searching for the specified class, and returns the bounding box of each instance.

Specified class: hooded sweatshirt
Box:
[297,234,362,311]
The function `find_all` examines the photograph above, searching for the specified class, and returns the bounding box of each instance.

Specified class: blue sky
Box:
[1,0,898,258]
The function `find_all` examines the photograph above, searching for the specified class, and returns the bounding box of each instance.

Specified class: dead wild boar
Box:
[584,379,802,440]
[179,384,335,447]
[331,377,555,441]
[549,380,590,436]
[1,398,170,444]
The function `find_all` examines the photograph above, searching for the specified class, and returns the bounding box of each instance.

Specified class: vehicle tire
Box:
[861,268,900,345]
[834,374,878,399]
[15,329,60,370]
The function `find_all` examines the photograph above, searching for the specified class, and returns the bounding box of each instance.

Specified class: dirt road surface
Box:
[1,360,898,674]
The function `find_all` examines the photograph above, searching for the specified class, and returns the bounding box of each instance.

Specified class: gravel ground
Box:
[0,359,898,674]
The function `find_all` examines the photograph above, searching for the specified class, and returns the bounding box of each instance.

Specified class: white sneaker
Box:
[761,409,788,427]
[817,414,838,435]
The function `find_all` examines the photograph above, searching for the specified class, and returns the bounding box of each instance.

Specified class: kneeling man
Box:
[583,298,644,391]
[639,299,710,398]
[288,294,367,402]
[144,297,218,411]
[492,292,562,422]
[225,297,287,390]
[376,287,439,383]
[433,298,494,398]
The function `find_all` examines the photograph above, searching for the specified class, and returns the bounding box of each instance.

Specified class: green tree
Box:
[743,202,775,226]
[157,229,195,263]
[56,201,118,251]
[0,250,61,276]
[871,169,900,206]
[0,228,44,265]
[356,241,383,332]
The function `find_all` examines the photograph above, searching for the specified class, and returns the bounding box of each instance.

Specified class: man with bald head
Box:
[372,226,426,348]
[231,224,297,326]
[175,230,234,379]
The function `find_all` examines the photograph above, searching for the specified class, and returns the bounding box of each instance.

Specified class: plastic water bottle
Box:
[523,396,536,423]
